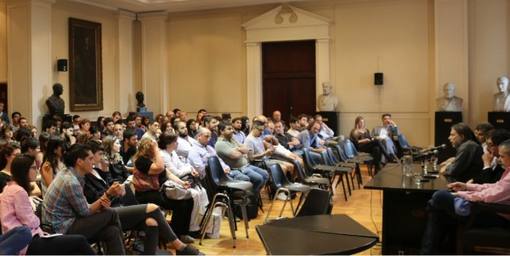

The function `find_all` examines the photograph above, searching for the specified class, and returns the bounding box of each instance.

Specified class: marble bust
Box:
[317,82,338,112]
[46,83,65,118]
[436,82,463,112]
[493,76,510,112]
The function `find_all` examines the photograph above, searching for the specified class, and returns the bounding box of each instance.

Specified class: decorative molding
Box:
[118,10,136,19]
[243,4,331,117]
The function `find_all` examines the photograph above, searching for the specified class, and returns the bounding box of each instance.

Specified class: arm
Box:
[148,148,165,176]
[187,150,206,175]
[40,162,54,188]
[167,153,193,178]
[64,179,95,216]
[13,188,40,229]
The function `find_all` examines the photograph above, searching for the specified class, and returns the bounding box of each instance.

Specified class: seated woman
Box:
[102,135,130,182]
[349,116,383,172]
[159,134,209,235]
[0,143,21,193]
[0,154,94,254]
[440,123,483,182]
[421,139,510,254]
[82,140,202,255]
[40,136,66,196]
[133,138,195,244]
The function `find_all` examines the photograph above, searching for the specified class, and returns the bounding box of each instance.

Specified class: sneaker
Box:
[179,235,196,244]
[176,245,204,255]
[276,192,288,201]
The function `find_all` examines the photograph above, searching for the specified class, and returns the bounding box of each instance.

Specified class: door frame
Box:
[242,5,331,118]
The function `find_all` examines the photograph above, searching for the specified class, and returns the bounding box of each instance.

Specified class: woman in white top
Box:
[158,133,209,233]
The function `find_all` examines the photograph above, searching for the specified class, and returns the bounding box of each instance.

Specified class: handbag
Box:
[132,169,160,192]
[161,180,192,200]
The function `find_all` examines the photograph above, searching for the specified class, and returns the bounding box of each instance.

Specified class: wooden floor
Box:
[194,169,383,255]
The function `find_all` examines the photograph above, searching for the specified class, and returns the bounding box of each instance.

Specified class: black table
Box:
[364,163,449,254]
[256,214,378,255]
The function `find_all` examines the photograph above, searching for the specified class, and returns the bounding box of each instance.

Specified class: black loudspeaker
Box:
[374,72,384,85]
[57,59,68,72]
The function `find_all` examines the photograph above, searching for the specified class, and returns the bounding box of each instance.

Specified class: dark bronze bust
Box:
[136,91,146,112]
[46,83,65,118]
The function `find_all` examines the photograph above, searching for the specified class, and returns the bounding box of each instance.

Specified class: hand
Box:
[448,182,467,191]
[99,195,112,208]
[182,180,191,189]
[107,182,123,197]
[191,169,199,177]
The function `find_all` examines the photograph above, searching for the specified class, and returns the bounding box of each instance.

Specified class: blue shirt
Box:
[42,167,91,234]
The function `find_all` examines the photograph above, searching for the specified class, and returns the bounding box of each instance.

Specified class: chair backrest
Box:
[267,163,289,189]
[297,188,332,217]
[206,156,226,193]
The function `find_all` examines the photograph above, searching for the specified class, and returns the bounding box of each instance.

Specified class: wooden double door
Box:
[262,40,316,122]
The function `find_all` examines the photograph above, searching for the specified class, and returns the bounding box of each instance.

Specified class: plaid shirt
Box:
[42,167,91,234]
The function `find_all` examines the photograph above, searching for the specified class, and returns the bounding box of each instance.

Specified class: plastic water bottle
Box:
[402,155,413,177]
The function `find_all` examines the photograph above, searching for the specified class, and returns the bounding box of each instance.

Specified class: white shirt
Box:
[177,136,197,159]
[161,150,194,178]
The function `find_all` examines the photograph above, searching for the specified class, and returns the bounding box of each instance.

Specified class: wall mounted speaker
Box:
[57,59,68,72]
[374,72,384,85]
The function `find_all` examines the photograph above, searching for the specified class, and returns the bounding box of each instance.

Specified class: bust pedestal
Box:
[488,112,510,130]
[317,111,338,135]
[435,111,462,162]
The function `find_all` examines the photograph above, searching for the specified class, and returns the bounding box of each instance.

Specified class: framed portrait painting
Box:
[69,18,103,111]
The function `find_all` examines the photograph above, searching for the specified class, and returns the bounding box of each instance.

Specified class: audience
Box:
[175,120,198,159]
[133,137,195,243]
[472,129,510,184]
[1,154,94,254]
[42,144,125,255]
[215,121,269,193]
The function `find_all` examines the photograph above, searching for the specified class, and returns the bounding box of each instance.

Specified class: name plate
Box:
[443,118,453,123]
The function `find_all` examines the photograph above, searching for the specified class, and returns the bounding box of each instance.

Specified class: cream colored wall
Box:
[167,11,248,116]
[468,0,510,124]
[0,0,6,83]
[51,0,119,120]
[166,0,433,146]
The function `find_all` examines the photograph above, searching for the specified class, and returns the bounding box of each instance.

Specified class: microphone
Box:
[420,144,447,154]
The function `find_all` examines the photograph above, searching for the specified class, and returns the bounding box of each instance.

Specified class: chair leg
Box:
[340,174,348,201]
[345,173,352,196]
[278,190,291,218]
[356,164,363,188]
[240,204,249,239]
[264,192,278,224]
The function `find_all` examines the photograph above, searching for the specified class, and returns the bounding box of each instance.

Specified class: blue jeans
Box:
[240,165,269,192]
[0,226,32,255]
[228,170,251,182]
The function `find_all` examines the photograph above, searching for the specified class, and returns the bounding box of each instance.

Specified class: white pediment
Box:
[242,5,331,43]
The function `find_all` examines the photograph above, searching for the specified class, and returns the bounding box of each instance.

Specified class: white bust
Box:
[317,82,338,112]
[493,76,510,112]
[436,82,463,112]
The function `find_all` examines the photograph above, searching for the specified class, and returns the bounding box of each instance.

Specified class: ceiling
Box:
[71,0,303,13]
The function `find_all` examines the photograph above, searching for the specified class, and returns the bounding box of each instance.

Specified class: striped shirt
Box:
[42,167,91,234]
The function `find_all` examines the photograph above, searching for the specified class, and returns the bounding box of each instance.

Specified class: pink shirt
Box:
[0,182,44,237]
[457,167,510,205]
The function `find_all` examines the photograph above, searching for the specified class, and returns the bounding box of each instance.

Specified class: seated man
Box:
[244,120,294,177]
[287,116,302,138]
[474,122,495,152]
[472,129,510,184]
[203,116,220,147]
[314,114,334,141]
[188,127,250,182]
[373,113,411,157]
[274,120,303,154]
[42,144,125,255]
[421,139,510,254]
[232,117,246,144]
[215,121,269,193]
[175,120,197,159]
[297,120,337,165]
